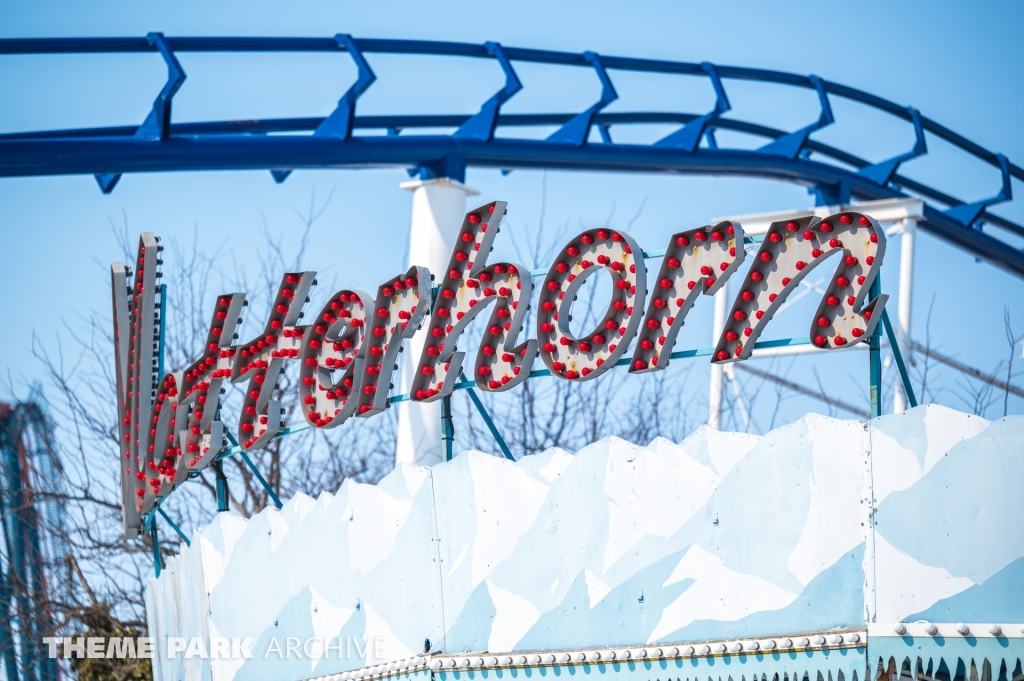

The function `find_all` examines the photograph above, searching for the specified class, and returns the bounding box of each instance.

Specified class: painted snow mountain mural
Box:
[146,405,1023,681]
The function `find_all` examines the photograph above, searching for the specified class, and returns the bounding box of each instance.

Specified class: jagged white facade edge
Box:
[145,405,1024,681]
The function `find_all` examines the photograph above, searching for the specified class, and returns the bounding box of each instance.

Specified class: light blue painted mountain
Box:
[145,405,1023,681]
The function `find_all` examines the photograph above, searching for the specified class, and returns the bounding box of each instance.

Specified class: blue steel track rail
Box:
[1,36,1023,278]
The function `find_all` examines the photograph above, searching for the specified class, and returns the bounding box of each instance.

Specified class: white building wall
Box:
[146,405,1024,681]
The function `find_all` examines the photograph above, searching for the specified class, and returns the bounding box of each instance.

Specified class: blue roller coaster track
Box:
[1,34,1022,278]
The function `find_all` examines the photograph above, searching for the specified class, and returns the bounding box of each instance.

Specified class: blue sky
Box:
[1,0,1023,431]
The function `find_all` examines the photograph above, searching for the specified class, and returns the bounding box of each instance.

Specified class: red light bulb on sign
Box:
[165,292,246,487]
[412,201,537,400]
[111,233,167,534]
[232,272,317,450]
[630,221,745,374]
[296,290,373,428]
[146,371,183,504]
[356,267,430,416]
[712,212,887,362]
[537,228,646,380]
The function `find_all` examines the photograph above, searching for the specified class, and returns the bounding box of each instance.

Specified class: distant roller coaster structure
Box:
[0,398,64,681]
[0,34,1022,279]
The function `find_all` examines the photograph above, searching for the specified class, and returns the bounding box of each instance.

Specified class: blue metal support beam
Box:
[944,153,1013,227]
[546,52,617,146]
[758,74,834,160]
[656,61,730,153]
[869,277,883,419]
[148,513,160,578]
[95,33,185,193]
[223,430,282,509]
[881,309,919,409]
[441,397,454,462]
[459,372,515,462]
[156,506,191,546]
[858,107,927,186]
[238,450,283,510]
[317,34,378,140]
[213,461,229,512]
[271,34,376,183]
[454,42,521,142]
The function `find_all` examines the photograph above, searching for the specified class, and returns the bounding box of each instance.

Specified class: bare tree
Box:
[5,190,396,681]
[1003,308,1024,417]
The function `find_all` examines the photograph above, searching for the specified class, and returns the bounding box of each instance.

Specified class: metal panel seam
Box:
[864,420,878,625]
[426,469,448,654]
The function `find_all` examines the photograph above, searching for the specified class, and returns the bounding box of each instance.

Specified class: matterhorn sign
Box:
[112,201,885,536]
